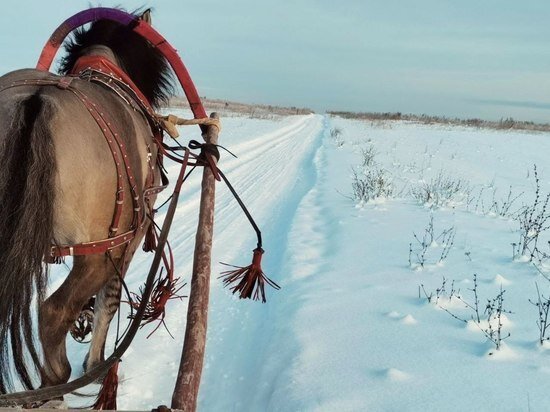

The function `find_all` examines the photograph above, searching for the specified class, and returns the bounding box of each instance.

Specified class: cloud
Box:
[468,99,550,111]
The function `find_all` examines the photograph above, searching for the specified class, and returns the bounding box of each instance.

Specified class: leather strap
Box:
[51,230,134,258]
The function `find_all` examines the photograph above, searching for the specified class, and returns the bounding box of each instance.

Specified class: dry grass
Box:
[168,97,549,132]
[328,111,550,132]
[169,96,313,119]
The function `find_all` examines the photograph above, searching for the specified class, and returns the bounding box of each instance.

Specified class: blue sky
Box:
[1,1,549,122]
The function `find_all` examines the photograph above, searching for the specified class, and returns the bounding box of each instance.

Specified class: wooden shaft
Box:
[171,113,220,411]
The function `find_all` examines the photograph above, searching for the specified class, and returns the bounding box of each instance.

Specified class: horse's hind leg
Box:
[84,237,144,372]
[84,273,122,372]
[39,255,113,387]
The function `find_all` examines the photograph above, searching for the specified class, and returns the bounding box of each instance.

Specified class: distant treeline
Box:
[328,111,550,132]
[170,96,314,118]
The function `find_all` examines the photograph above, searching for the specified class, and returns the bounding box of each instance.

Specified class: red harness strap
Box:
[61,85,143,236]
[51,230,134,258]
[71,55,152,108]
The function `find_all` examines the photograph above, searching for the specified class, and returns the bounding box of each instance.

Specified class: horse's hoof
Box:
[82,357,107,384]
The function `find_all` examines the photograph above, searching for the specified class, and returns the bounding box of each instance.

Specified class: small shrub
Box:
[348,141,392,204]
[467,185,523,218]
[359,145,377,168]
[410,172,470,208]
[421,274,511,352]
[529,283,550,346]
[330,127,344,147]
[409,214,456,269]
[483,288,511,352]
[516,165,550,262]
[487,186,523,217]
[419,277,455,305]
[351,166,393,203]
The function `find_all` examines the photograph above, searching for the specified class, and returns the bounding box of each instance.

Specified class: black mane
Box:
[58,12,173,108]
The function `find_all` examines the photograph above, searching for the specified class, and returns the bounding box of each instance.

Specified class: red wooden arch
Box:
[36,7,207,119]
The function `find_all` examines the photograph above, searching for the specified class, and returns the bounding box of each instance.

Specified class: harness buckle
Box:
[57,76,74,90]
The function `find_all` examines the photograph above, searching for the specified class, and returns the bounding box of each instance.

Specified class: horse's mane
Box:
[58,9,174,108]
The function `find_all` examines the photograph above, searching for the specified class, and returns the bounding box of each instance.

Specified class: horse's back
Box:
[0,69,52,129]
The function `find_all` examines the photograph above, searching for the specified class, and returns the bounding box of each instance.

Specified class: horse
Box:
[0,8,175,393]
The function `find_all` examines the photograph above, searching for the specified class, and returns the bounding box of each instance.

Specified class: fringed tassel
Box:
[70,297,95,343]
[45,254,64,264]
[52,255,64,264]
[143,220,158,252]
[93,360,120,410]
[220,248,280,303]
[129,272,186,338]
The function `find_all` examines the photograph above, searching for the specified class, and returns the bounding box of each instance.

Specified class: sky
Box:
[0,0,549,122]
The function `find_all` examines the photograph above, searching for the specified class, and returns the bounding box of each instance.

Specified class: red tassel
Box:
[129,273,186,338]
[93,360,120,410]
[143,220,157,252]
[220,248,280,303]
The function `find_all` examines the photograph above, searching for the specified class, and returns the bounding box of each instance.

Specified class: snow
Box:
[385,368,411,382]
[494,274,512,286]
[45,112,550,410]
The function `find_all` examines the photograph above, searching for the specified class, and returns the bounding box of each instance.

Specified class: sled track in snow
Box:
[100,113,326,410]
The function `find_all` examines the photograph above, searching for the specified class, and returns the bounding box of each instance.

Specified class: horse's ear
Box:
[140,9,152,24]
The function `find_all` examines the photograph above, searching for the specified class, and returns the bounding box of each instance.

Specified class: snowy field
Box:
[50,110,550,411]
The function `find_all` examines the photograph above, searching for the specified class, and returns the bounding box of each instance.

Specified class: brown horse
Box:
[0,9,175,392]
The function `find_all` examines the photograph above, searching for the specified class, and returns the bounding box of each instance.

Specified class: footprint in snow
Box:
[400,314,418,325]
[485,343,519,360]
[386,312,417,324]
[385,368,411,382]
[493,274,511,286]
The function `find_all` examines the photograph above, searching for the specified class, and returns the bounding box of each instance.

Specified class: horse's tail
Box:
[0,92,56,393]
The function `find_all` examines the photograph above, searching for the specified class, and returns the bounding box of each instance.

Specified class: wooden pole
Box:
[171,113,220,411]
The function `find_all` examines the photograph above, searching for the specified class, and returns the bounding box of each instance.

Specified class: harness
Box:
[0,56,167,264]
